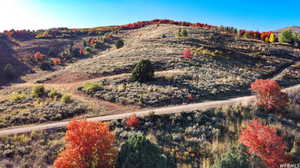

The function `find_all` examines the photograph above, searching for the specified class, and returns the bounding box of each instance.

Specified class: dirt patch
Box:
[42,71,91,84]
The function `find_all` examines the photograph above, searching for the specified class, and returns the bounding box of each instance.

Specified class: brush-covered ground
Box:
[1,88,300,168]
[0,22,300,167]
[1,23,300,109]
[71,24,300,107]
[0,86,88,129]
[0,23,299,129]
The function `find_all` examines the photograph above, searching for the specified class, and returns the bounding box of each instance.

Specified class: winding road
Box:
[0,83,299,136]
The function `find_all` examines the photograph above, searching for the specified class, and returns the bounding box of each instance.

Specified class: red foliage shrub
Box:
[51,58,62,65]
[4,29,34,41]
[125,114,140,128]
[182,48,192,58]
[34,51,45,61]
[79,47,85,55]
[120,19,215,30]
[240,120,288,168]
[54,120,116,168]
[250,79,288,111]
[240,30,261,39]
[88,38,97,45]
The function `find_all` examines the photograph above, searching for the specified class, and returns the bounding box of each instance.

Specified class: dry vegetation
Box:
[1,22,300,167]
[1,91,300,167]
[72,24,300,107]
[0,86,87,129]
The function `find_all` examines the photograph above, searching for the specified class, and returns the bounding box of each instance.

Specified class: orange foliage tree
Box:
[54,120,116,168]
[250,79,288,111]
[125,114,140,128]
[34,51,45,61]
[51,58,62,65]
[240,120,288,168]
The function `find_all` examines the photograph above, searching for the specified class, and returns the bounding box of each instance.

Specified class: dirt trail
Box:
[0,69,183,116]
[3,74,140,115]
[1,83,300,136]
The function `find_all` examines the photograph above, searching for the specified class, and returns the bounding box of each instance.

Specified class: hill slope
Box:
[1,23,300,108]
[275,26,300,33]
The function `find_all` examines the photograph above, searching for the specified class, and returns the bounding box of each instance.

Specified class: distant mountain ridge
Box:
[275,26,300,33]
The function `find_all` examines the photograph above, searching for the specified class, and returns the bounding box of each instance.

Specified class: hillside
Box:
[0,20,300,167]
[43,24,300,106]
[275,26,300,33]
[0,22,300,121]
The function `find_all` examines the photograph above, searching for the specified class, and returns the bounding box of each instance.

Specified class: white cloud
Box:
[0,0,56,31]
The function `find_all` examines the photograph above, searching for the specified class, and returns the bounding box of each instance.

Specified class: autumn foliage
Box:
[51,58,62,65]
[4,29,34,41]
[120,19,214,30]
[260,32,272,41]
[125,114,140,128]
[182,48,192,59]
[240,120,288,168]
[88,38,97,45]
[34,51,45,61]
[79,47,85,55]
[250,79,288,111]
[54,120,116,168]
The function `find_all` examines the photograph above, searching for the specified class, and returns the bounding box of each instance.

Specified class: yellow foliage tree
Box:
[269,33,276,43]
[265,37,269,43]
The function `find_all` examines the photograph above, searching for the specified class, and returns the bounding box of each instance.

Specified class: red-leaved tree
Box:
[79,47,85,56]
[125,114,140,128]
[51,58,62,65]
[54,120,116,168]
[240,120,288,168]
[250,79,288,111]
[182,48,192,59]
[34,51,45,61]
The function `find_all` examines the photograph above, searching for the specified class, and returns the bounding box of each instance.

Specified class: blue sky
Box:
[0,0,299,32]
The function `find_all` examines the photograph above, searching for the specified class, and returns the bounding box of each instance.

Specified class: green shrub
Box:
[83,40,88,47]
[82,82,102,93]
[48,89,61,99]
[177,29,188,37]
[32,85,45,98]
[181,29,188,37]
[279,30,294,43]
[293,33,300,47]
[212,145,250,168]
[293,33,300,42]
[115,39,124,49]
[243,32,252,39]
[116,133,174,168]
[9,92,26,102]
[61,94,72,103]
[177,28,182,37]
[85,47,93,53]
[3,64,15,79]
[131,60,154,83]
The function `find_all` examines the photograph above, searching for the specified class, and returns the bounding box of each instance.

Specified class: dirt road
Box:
[1,82,299,136]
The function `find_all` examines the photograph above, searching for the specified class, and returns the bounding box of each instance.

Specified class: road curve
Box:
[0,83,299,136]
